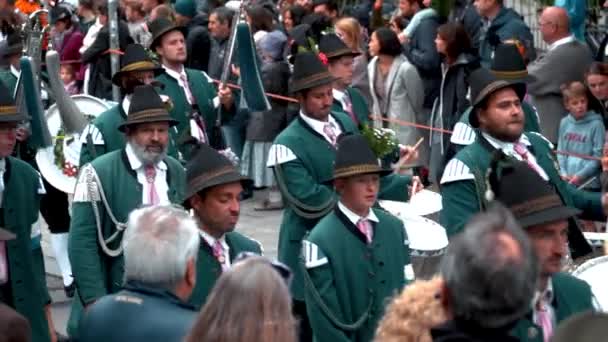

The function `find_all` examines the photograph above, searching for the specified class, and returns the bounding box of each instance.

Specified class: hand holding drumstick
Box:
[394,137,424,173]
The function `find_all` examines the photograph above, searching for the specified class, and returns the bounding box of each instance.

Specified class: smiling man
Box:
[67,85,186,339]
[439,68,602,259]
[183,143,262,308]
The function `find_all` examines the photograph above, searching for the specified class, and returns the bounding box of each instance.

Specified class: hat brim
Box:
[491,69,537,85]
[0,112,30,123]
[517,205,580,229]
[150,26,188,51]
[469,81,527,128]
[183,172,252,205]
[326,48,361,60]
[290,73,337,93]
[2,45,23,57]
[111,66,164,86]
[324,165,392,184]
[117,115,179,132]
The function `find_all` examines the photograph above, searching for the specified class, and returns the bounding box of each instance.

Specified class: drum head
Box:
[380,190,442,218]
[35,95,110,193]
[402,213,449,252]
[572,255,608,311]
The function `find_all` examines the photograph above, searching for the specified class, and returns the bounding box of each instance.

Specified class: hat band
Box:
[188,166,239,192]
[293,71,334,89]
[334,164,383,178]
[326,48,356,59]
[492,69,528,80]
[509,195,563,218]
[121,61,157,73]
[0,106,18,114]
[126,108,171,122]
[474,80,512,106]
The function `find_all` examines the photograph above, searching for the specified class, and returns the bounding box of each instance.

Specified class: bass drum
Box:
[36,95,111,194]
[571,255,608,312]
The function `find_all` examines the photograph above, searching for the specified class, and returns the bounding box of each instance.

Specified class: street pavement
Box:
[43,192,282,336]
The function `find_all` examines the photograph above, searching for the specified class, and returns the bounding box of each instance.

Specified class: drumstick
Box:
[393,137,424,173]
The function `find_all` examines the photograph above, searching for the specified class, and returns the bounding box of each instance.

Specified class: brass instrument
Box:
[22,9,50,73]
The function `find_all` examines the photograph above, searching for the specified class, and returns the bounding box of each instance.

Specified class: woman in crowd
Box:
[186,256,296,342]
[247,5,275,43]
[368,27,427,167]
[335,16,372,107]
[281,5,307,33]
[429,22,479,184]
[241,30,290,210]
[586,62,608,112]
[50,4,84,80]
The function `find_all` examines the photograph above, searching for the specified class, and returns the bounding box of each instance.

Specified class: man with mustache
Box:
[67,84,186,339]
[486,157,595,342]
[183,143,262,308]
[439,67,602,259]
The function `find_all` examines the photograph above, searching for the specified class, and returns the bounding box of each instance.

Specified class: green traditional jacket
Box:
[511,272,594,342]
[188,232,262,308]
[331,87,370,128]
[79,103,180,166]
[268,111,412,300]
[1,157,50,342]
[303,206,410,342]
[0,69,17,95]
[450,101,540,147]
[439,132,604,238]
[156,69,234,160]
[67,149,186,337]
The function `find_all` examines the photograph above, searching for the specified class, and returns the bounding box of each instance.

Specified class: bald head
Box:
[539,6,570,43]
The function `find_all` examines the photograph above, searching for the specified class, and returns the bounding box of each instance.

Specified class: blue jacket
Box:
[479,7,535,67]
[557,111,605,189]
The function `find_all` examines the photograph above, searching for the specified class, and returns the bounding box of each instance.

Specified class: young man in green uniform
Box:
[267,51,418,340]
[303,134,411,341]
[486,158,596,342]
[149,18,235,158]
[319,34,370,128]
[67,85,186,338]
[0,83,55,342]
[79,43,169,165]
[0,29,21,95]
[183,143,262,308]
[439,67,601,259]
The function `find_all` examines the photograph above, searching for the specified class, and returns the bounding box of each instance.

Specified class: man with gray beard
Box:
[66,84,186,339]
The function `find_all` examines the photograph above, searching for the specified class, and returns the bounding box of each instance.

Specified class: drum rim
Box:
[571,255,608,276]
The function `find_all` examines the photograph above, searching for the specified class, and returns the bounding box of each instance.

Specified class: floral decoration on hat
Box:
[318,52,328,65]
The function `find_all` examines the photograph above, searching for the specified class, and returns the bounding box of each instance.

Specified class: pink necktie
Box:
[536,300,553,342]
[513,143,545,177]
[0,241,7,285]
[180,74,196,105]
[343,95,358,125]
[212,240,227,270]
[356,219,373,243]
[323,123,337,146]
[144,165,160,205]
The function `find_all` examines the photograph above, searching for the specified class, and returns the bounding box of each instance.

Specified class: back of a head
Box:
[122,205,200,291]
[186,257,296,342]
[440,203,539,330]
[553,311,608,342]
[0,303,31,342]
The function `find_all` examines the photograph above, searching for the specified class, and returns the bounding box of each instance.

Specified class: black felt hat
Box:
[111,44,164,86]
[332,133,391,180]
[1,29,22,58]
[469,68,526,128]
[290,51,336,93]
[0,81,27,123]
[49,4,72,25]
[148,18,188,51]
[183,143,251,202]
[118,84,178,131]
[318,33,360,60]
[487,152,591,257]
[490,43,535,84]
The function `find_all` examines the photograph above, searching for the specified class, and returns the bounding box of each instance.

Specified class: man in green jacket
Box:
[183,143,262,308]
[303,134,411,342]
[149,18,235,158]
[440,68,600,259]
[319,34,370,128]
[0,83,55,342]
[486,156,596,342]
[268,51,418,341]
[79,43,170,166]
[67,84,186,338]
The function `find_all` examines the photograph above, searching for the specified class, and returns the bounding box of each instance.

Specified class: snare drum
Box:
[380,189,442,219]
[571,256,608,311]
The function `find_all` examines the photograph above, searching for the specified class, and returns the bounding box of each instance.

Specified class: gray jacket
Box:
[528,38,593,142]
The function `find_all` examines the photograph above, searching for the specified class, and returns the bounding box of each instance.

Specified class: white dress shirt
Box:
[337,202,379,226]
[125,143,170,205]
[481,133,549,180]
[333,88,348,111]
[0,158,5,208]
[299,111,343,145]
[532,279,556,327]
[199,230,231,269]
[548,35,575,51]
[162,65,193,104]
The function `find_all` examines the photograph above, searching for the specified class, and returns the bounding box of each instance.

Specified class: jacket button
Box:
[378,261,385,266]
[368,271,375,278]
[527,327,538,339]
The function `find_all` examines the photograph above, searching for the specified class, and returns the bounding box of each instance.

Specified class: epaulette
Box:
[440,158,475,184]
[73,164,101,202]
[35,171,46,195]
[266,144,297,167]
[79,123,105,145]
[450,122,476,146]
[302,240,328,269]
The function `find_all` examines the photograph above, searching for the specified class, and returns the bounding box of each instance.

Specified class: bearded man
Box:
[66,84,186,339]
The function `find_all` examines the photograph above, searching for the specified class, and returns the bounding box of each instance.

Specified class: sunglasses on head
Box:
[234,252,293,286]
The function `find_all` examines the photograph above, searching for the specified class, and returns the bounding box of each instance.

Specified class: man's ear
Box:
[439,279,452,316]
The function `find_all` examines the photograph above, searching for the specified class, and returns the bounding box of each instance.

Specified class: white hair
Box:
[122,205,200,291]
